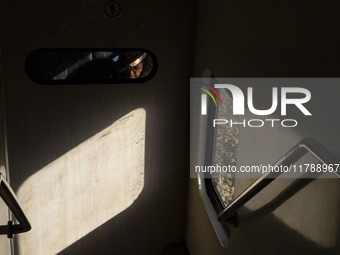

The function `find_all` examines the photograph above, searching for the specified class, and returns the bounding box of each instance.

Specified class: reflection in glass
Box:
[25,49,156,84]
[212,89,239,207]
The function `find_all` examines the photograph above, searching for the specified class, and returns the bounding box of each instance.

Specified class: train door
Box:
[0,1,195,254]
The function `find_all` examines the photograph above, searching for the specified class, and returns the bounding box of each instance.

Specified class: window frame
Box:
[25,48,158,85]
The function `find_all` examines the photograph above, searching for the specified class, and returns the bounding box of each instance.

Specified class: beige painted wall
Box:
[187,1,340,255]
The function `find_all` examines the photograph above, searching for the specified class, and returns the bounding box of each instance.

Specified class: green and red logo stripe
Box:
[198,82,222,106]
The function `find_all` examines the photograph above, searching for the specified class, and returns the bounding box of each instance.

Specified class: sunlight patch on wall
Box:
[16,108,146,255]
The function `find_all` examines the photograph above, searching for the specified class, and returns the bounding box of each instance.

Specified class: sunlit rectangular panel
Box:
[16,108,146,255]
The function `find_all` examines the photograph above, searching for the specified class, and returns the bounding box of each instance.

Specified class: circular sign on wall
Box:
[104,0,121,18]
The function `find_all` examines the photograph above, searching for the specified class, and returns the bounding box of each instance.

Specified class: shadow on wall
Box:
[57,193,149,255]
[162,242,190,255]
[227,206,340,255]
[186,179,340,255]
[239,178,340,249]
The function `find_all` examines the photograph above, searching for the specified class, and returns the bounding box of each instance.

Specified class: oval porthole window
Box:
[25,48,157,84]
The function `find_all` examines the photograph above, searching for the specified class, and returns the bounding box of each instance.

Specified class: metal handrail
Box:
[0,173,31,238]
[217,137,340,223]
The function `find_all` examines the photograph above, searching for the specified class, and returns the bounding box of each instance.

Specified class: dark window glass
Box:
[25,48,157,84]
